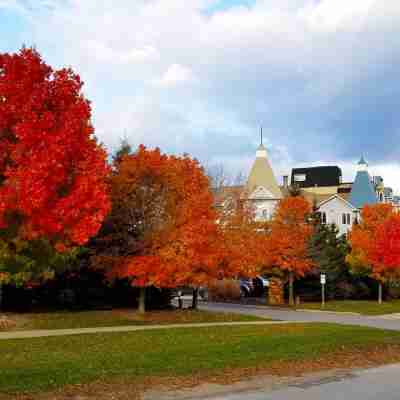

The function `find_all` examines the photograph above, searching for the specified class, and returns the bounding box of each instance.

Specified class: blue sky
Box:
[1,0,400,191]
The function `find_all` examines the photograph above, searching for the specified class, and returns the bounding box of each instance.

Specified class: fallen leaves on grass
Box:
[3,344,400,400]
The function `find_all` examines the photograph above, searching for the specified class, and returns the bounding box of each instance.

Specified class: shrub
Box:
[208,279,241,302]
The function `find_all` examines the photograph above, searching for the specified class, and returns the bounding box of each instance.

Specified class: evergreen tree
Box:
[309,223,350,299]
[112,138,132,164]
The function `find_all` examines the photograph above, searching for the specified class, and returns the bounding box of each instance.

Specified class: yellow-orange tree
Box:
[347,204,394,303]
[267,196,314,306]
[96,145,218,312]
[217,199,269,281]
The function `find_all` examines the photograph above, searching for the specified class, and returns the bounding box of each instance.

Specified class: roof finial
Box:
[260,126,263,146]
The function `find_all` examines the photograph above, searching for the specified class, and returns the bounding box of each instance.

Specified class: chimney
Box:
[283,175,289,188]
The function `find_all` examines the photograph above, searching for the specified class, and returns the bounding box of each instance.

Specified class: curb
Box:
[296,309,362,316]
[204,302,363,316]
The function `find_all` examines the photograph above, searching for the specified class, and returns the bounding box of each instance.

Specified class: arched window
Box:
[321,212,327,224]
[342,213,351,225]
[262,209,269,219]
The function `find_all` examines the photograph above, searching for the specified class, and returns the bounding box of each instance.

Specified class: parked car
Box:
[239,278,254,297]
[252,276,269,297]
[240,276,269,297]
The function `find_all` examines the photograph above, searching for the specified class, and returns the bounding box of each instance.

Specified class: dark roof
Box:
[291,166,342,188]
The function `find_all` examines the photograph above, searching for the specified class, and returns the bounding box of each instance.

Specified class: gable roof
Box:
[317,194,357,210]
[348,170,377,209]
[246,144,282,199]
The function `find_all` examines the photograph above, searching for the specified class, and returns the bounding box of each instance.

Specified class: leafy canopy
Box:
[0,48,110,282]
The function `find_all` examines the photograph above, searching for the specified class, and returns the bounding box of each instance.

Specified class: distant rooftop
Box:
[291,166,342,188]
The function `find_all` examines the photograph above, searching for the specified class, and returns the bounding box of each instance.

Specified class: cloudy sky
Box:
[1,0,400,191]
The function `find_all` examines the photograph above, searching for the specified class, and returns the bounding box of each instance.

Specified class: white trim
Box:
[317,194,357,211]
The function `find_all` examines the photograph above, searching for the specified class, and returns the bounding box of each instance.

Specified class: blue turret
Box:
[348,156,377,209]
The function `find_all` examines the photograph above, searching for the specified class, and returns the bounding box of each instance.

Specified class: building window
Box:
[262,209,269,219]
[321,212,327,224]
[342,213,351,225]
[294,174,306,182]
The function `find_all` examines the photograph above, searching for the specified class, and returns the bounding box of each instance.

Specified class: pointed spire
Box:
[357,155,368,172]
[247,132,282,199]
[358,155,367,165]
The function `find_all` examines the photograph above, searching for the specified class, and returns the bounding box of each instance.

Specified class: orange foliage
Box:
[348,204,395,281]
[267,196,314,277]
[109,146,218,288]
[218,202,268,278]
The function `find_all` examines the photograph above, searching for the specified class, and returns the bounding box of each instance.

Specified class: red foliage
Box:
[0,48,110,248]
[348,204,395,281]
[370,214,400,279]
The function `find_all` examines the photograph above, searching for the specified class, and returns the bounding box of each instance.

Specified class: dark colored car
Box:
[240,276,269,297]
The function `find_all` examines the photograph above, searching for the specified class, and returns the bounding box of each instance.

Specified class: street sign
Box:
[320,273,326,308]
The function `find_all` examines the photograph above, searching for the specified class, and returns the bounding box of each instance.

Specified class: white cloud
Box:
[3,0,400,194]
[302,0,377,32]
[155,63,195,88]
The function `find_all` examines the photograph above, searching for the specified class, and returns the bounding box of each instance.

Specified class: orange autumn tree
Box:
[218,198,269,281]
[101,145,218,312]
[347,203,394,303]
[154,155,220,309]
[267,196,314,306]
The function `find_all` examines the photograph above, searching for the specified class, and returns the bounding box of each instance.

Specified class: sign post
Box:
[320,273,326,309]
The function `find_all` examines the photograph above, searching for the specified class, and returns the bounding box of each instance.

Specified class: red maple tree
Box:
[0,48,110,252]
[372,214,400,277]
[347,204,395,303]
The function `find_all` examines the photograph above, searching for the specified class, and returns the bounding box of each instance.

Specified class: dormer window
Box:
[294,174,306,182]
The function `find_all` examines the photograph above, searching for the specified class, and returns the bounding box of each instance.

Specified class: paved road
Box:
[201,302,400,331]
[216,365,400,400]
[146,364,400,400]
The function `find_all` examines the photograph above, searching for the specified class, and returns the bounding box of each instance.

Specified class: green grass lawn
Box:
[0,309,264,331]
[1,323,400,394]
[298,300,400,315]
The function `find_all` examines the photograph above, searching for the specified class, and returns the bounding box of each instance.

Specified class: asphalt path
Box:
[201,301,400,331]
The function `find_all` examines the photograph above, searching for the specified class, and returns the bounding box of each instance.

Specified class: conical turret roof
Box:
[246,144,282,199]
[349,156,377,209]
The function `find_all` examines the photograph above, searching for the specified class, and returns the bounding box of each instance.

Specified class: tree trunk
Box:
[288,271,294,307]
[192,287,199,310]
[378,282,383,305]
[138,287,146,313]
